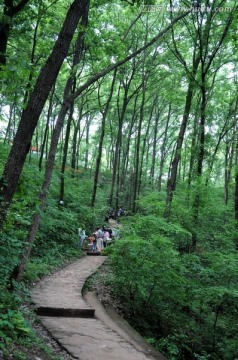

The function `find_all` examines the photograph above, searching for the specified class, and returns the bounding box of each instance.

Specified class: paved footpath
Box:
[31,256,166,360]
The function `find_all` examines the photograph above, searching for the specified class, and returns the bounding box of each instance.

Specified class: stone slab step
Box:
[35,306,95,318]
[31,256,106,313]
[39,316,157,360]
[87,251,101,256]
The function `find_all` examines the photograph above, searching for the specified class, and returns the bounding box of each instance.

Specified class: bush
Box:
[121,214,192,251]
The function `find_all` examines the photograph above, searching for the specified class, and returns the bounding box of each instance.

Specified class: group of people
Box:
[105,206,125,221]
[78,225,118,252]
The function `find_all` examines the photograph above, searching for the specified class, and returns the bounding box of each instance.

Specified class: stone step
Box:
[35,306,95,318]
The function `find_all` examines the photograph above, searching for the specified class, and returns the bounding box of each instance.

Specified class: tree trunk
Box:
[4,98,16,144]
[165,61,199,218]
[71,102,83,174]
[120,92,139,189]
[12,100,70,281]
[108,113,124,209]
[150,100,160,187]
[84,115,90,170]
[196,71,206,177]
[91,70,117,208]
[158,104,171,192]
[224,139,235,205]
[235,139,238,221]
[108,81,128,208]
[187,101,200,193]
[132,79,145,213]
[59,100,74,202]
[39,87,55,171]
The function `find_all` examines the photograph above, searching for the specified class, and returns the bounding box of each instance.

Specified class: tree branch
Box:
[73,9,190,101]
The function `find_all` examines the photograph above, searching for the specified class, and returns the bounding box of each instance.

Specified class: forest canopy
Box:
[0,0,238,359]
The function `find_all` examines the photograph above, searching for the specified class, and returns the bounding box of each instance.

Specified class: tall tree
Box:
[234,131,238,223]
[91,70,117,208]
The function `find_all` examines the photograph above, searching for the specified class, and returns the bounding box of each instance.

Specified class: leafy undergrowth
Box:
[0,255,82,360]
[0,297,76,360]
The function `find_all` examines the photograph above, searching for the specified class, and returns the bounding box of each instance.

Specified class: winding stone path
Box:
[31,255,166,360]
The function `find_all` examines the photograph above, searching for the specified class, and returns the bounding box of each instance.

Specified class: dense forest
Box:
[0,0,238,359]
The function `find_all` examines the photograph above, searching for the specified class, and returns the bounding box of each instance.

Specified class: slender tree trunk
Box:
[59,100,74,202]
[115,145,122,212]
[84,116,90,170]
[158,104,171,191]
[11,100,70,281]
[150,101,160,186]
[108,82,128,208]
[71,103,83,174]
[120,93,139,187]
[197,71,206,177]
[91,70,117,208]
[187,103,200,192]
[4,99,15,144]
[39,87,55,171]
[132,78,146,213]
[109,115,123,209]
[165,63,199,218]
[224,139,235,205]
[138,93,152,197]
[234,135,238,221]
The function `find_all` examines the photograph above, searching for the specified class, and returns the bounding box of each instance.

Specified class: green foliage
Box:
[170,182,236,252]
[108,235,186,334]
[0,309,31,342]
[0,231,23,286]
[0,288,32,351]
[0,1,238,358]
[136,191,166,216]
[122,213,192,251]
[106,208,238,359]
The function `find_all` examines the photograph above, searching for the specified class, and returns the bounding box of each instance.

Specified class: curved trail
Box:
[31,254,166,359]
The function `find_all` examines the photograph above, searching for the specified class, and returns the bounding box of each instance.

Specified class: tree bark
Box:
[150,100,160,186]
[59,100,75,202]
[158,104,171,192]
[233,122,238,222]
[120,91,139,191]
[39,87,55,171]
[133,78,147,211]
[91,69,117,208]
[12,99,70,281]
[108,82,126,208]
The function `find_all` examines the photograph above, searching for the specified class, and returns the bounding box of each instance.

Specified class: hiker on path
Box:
[103,228,110,248]
[78,227,86,248]
[95,227,104,251]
